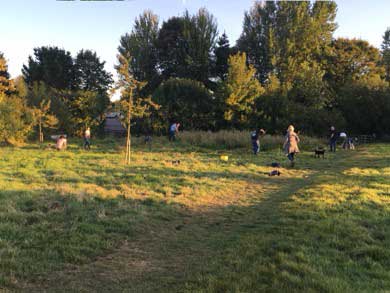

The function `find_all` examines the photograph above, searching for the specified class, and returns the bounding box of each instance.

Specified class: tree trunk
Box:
[125,88,133,165]
[39,117,43,143]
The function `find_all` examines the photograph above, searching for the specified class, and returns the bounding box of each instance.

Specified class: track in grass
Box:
[0,142,389,291]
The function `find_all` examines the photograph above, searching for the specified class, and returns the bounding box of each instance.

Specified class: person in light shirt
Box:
[169,122,180,141]
[56,135,67,151]
[84,127,91,150]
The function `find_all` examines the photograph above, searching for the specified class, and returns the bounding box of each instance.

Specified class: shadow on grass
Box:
[1,145,389,292]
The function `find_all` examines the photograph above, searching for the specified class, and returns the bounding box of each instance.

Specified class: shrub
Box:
[0,94,34,145]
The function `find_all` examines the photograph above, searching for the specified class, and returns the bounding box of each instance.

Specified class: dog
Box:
[314,147,325,159]
[171,160,181,165]
[269,162,281,168]
[268,170,281,176]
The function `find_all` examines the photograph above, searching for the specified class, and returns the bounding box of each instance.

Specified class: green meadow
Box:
[0,137,389,292]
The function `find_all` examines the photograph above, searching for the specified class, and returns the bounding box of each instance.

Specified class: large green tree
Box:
[237,1,277,83]
[74,49,113,92]
[157,9,218,84]
[118,10,160,93]
[338,85,390,135]
[222,52,264,128]
[382,28,390,86]
[238,1,337,86]
[157,16,188,80]
[214,33,232,81]
[183,8,218,84]
[153,78,215,130]
[74,49,112,131]
[0,93,34,145]
[22,46,76,90]
[0,53,14,95]
[325,38,384,93]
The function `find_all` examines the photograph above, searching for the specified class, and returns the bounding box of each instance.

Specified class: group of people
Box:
[55,122,353,169]
[54,127,91,151]
[329,126,355,152]
[251,124,355,167]
[250,125,300,167]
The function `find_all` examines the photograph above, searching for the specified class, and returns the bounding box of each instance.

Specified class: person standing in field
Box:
[169,122,180,141]
[251,128,266,155]
[329,126,338,152]
[283,125,300,167]
[84,127,91,150]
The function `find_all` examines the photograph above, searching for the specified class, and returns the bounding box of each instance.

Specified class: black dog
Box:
[269,170,281,176]
[314,148,325,159]
[269,162,281,168]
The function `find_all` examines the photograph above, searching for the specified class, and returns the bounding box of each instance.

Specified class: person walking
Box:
[283,125,300,167]
[84,127,91,150]
[251,128,266,155]
[329,126,338,152]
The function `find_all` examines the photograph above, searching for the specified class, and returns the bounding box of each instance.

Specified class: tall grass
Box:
[177,130,325,150]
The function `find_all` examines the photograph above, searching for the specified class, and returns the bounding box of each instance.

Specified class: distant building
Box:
[104,112,126,136]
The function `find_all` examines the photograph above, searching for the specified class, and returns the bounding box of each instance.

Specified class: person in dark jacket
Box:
[251,128,266,155]
[329,126,338,152]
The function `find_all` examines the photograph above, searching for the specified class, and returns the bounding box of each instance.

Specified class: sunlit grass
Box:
[0,138,389,291]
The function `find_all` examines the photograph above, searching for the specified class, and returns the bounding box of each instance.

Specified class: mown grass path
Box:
[0,142,389,292]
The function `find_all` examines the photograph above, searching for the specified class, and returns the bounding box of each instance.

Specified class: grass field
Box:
[0,136,389,292]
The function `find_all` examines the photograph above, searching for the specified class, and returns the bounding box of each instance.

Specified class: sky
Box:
[1,0,389,81]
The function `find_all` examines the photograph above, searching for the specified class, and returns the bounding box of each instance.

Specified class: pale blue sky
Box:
[1,0,389,79]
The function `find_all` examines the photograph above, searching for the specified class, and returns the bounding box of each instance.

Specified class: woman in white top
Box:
[84,127,91,150]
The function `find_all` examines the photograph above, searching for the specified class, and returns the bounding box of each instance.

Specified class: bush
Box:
[0,94,34,145]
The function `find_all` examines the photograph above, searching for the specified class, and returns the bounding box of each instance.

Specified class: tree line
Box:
[1,0,390,144]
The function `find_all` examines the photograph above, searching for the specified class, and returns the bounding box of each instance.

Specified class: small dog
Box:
[269,162,281,168]
[314,147,325,159]
[172,160,181,165]
[269,170,281,176]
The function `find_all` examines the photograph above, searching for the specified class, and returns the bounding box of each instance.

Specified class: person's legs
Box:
[287,152,295,167]
[84,139,90,150]
[252,140,259,155]
[330,141,336,152]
